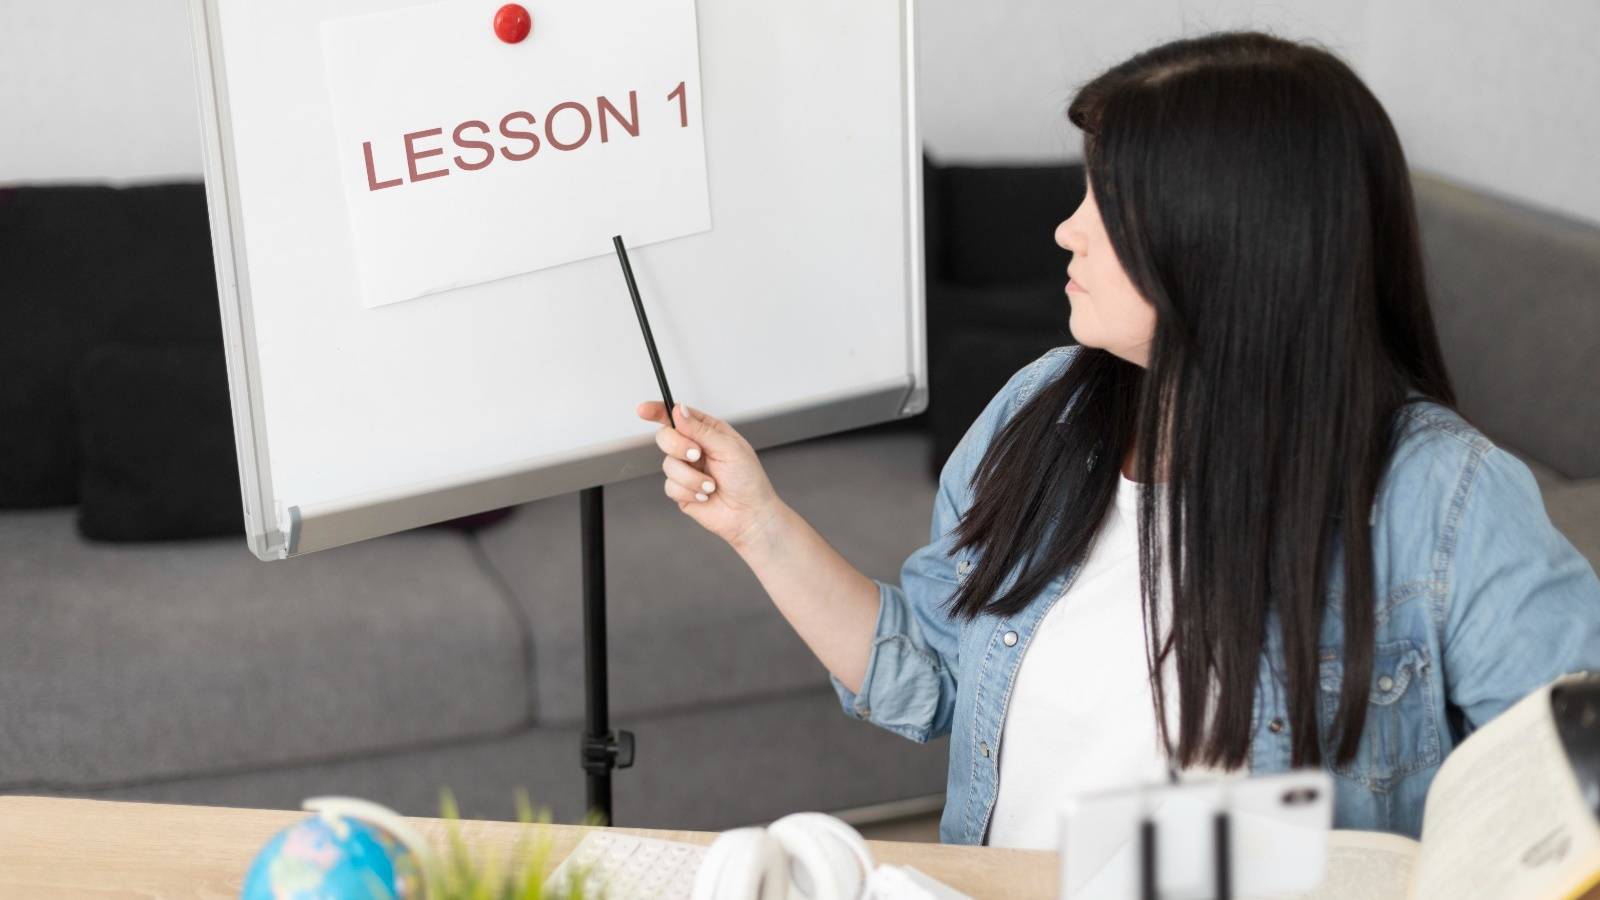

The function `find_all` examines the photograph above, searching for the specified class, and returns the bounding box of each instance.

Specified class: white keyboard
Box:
[545,831,708,899]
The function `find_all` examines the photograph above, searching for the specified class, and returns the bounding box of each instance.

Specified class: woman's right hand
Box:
[635,401,784,550]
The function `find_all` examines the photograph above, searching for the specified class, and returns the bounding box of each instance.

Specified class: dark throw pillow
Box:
[0,182,218,508]
[0,186,131,507]
[927,327,1070,478]
[938,164,1085,286]
[74,343,242,541]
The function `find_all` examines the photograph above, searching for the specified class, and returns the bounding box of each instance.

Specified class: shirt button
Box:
[858,707,870,719]
[1377,675,1395,692]
[979,741,990,758]
[1002,631,1018,647]
[1268,718,1285,734]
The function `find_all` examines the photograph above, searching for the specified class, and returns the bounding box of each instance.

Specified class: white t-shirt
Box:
[986,473,1226,850]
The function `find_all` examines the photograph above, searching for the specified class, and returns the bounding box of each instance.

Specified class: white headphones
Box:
[691,812,875,900]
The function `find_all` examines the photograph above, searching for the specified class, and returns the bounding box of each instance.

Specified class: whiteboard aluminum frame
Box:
[188,0,285,560]
[186,0,926,560]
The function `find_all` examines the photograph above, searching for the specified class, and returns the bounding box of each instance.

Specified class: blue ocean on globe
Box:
[242,813,419,899]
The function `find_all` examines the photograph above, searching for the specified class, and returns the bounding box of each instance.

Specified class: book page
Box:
[1410,681,1600,900]
[1245,830,1418,900]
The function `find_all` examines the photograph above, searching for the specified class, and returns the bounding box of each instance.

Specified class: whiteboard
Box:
[188,0,925,560]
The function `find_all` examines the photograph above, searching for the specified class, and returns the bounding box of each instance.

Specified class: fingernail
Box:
[702,480,715,493]
[686,447,701,462]
[695,492,709,502]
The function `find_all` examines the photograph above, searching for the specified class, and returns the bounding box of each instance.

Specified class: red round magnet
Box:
[493,4,532,44]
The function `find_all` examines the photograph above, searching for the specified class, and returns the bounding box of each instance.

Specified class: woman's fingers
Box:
[672,404,742,457]
[641,401,747,462]
[663,456,715,496]
[642,401,712,461]
[663,477,708,504]
[654,424,703,462]
[636,400,669,426]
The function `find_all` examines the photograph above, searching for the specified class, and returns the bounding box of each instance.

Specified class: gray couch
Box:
[2,171,1595,830]
[0,422,949,828]
[1412,173,1600,565]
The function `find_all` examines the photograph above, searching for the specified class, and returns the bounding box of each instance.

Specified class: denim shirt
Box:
[832,346,1600,845]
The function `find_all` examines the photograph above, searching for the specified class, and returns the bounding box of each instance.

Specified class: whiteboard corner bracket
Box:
[899,382,928,418]
[283,505,302,557]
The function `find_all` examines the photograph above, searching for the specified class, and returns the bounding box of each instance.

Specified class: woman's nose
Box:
[1055,217,1080,253]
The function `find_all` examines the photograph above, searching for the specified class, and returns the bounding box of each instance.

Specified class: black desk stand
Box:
[579,485,634,824]
[584,234,679,824]
[1137,811,1233,900]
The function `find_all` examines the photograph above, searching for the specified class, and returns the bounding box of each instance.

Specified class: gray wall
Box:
[1,0,200,184]
[1356,2,1600,229]
[916,0,1600,226]
[4,0,1598,224]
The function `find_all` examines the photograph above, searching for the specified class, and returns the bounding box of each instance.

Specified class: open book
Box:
[1263,674,1600,900]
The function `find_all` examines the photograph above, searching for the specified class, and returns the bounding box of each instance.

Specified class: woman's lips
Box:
[1066,278,1086,294]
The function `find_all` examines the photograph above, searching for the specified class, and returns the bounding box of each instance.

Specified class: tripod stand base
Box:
[580,485,634,824]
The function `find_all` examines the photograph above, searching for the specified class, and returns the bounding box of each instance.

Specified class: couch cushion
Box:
[1413,173,1600,479]
[1543,479,1600,571]
[1506,448,1567,492]
[0,183,219,509]
[0,511,527,787]
[476,427,938,724]
[928,279,1071,336]
[74,343,241,541]
[100,183,222,345]
[928,329,1069,476]
[0,186,129,507]
[77,691,950,831]
[936,164,1084,285]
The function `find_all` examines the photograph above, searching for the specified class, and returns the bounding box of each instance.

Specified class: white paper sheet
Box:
[320,0,711,307]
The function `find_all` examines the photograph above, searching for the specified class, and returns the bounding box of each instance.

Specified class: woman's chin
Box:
[1066,317,1093,348]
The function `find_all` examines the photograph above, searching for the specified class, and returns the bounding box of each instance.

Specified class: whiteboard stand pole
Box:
[580,485,634,824]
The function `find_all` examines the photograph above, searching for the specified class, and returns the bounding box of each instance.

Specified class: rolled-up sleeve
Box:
[831,347,1075,742]
[830,575,960,742]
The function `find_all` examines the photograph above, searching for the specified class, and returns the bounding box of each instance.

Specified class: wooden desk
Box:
[0,796,1057,898]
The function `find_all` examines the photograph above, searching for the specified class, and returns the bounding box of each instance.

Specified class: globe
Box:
[242,799,423,900]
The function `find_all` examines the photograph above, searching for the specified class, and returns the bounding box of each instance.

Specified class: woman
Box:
[635,32,1600,848]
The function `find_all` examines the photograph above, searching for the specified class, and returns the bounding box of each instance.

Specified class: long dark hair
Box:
[947,32,1456,769]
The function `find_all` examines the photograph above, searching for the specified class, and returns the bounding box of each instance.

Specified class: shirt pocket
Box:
[1317,638,1442,788]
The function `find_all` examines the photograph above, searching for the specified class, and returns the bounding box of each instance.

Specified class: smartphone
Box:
[1058,770,1332,899]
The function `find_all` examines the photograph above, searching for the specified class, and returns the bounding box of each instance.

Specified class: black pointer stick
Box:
[612,235,677,430]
